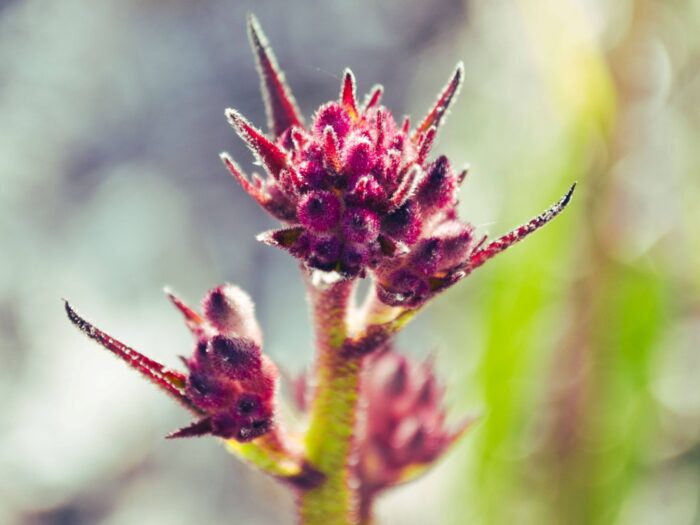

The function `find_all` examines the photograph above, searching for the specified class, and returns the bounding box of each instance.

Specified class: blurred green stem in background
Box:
[448,0,672,524]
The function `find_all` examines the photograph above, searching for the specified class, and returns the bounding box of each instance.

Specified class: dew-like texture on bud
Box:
[223,17,575,300]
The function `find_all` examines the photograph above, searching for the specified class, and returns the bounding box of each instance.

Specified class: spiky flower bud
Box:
[223,17,575,307]
[65,284,278,443]
[356,349,472,502]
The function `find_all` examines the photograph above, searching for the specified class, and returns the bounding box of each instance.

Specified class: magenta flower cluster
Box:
[64,14,575,524]
[223,17,573,309]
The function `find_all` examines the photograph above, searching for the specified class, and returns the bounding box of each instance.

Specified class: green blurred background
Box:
[1,0,698,524]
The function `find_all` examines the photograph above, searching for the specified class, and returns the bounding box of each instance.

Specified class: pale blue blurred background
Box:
[1,1,699,524]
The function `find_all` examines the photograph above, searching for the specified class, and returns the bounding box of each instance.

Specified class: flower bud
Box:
[343,207,380,244]
[314,102,351,139]
[432,220,473,271]
[308,235,342,271]
[343,136,374,174]
[208,335,262,380]
[381,202,421,244]
[297,191,342,232]
[416,155,457,213]
[202,284,262,345]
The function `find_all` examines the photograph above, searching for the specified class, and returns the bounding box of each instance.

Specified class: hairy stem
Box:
[298,278,361,524]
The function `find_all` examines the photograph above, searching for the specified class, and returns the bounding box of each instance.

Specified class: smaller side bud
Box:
[202,284,263,345]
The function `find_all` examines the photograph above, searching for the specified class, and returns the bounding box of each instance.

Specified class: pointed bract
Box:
[464,183,577,273]
[362,84,384,113]
[167,417,213,439]
[340,69,359,120]
[416,126,437,165]
[225,108,290,180]
[323,126,342,172]
[165,287,205,337]
[220,152,270,207]
[247,14,304,137]
[413,62,463,140]
[64,301,195,411]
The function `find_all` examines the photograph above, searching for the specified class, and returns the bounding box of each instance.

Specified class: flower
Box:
[291,347,473,510]
[356,349,473,498]
[222,14,575,308]
[64,284,278,443]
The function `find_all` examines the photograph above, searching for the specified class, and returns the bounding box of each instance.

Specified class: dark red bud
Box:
[380,269,430,307]
[185,371,234,410]
[236,393,264,418]
[381,202,422,244]
[417,155,457,212]
[297,191,342,232]
[343,207,380,244]
[209,335,262,380]
[340,244,369,277]
[408,238,442,276]
[308,235,342,271]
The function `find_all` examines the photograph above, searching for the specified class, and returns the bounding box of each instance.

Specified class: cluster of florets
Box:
[168,285,277,442]
[223,16,574,309]
[65,284,278,443]
[356,349,470,496]
[250,90,467,282]
[292,347,470,504]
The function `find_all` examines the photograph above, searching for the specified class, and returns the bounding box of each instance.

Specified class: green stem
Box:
[298,277,361,525]
[225,429,303,480]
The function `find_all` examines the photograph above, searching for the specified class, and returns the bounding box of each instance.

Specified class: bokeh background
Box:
[1,0,699,523]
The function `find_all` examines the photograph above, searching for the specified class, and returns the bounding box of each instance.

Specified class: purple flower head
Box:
[64,284,278,443]
[223,15,575,308]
